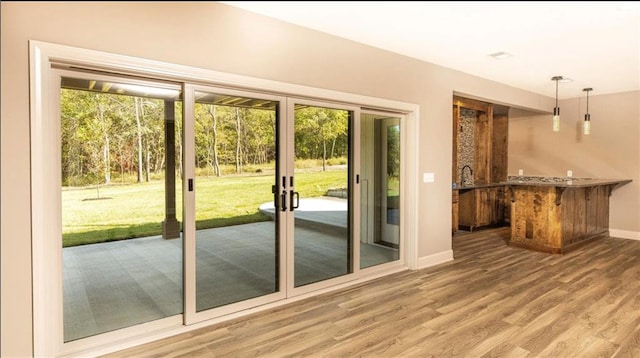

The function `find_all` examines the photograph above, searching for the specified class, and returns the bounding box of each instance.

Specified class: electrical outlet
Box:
[518,169,524,176]
[567,170,573,177]
[423,172,435,183]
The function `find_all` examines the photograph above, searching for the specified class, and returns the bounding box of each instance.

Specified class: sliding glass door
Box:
[54,68,403,352]
[188,87,284,314]
[359,113,402,269]
[59,72,184,342]
[186,94,360,306]
[290,101,355,288]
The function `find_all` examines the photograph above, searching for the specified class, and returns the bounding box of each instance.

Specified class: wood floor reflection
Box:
[104,227,640,357]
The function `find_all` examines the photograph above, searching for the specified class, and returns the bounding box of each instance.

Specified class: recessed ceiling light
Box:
[489,51,512,59]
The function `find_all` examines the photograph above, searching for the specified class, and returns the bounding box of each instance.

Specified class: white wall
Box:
[3,2,636,356]
[509,91,640,233]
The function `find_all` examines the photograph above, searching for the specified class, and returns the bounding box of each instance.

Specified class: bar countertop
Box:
[505,176,632,188]
[506,176,632,254]
[454,176,632,190]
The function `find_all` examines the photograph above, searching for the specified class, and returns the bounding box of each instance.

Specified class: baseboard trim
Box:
[609,229,640,241]
[417,250,454,269]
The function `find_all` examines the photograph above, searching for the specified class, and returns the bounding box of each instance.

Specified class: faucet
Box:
[461,165,473,185]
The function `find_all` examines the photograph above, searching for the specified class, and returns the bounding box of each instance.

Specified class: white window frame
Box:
[29,40,420,357]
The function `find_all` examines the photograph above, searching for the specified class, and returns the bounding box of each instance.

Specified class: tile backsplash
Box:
[457,108,476,185]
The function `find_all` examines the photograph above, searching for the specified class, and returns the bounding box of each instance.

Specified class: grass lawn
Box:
[62,169,347,247]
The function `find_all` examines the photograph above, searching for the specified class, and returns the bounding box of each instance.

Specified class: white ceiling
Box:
[222,1,640,99]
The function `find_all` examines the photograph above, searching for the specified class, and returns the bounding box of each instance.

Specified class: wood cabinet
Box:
[458,187,505,231]
[508,180,631,253]
[452,96,509,186]
[452,189,459,233]
[491,106,509,183]
[452,96,509,232]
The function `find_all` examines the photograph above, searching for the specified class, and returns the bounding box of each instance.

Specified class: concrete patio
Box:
[63,197,398,342]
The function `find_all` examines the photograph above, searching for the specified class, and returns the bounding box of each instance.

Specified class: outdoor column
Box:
[163,100,181,239]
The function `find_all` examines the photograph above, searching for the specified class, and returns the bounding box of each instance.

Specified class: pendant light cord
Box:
[583,87,593,119]
[586,90,589,112]
[555,78,559,108]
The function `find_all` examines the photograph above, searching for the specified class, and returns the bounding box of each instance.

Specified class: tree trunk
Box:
[145,137,150,182]
[177,129,183,177]
[119,148,125,184]
[135,97,143,183]
[104,135,111,184]
[330,138,336,158]
[207,105,221,177]
[97,100,111,184]
[157,152,165,175]
[235,107,242,174]
[322,137,327,172]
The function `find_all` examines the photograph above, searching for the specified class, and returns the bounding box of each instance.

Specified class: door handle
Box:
[272,185,279,211]
[281,190,288,212]
[290,191,300,210]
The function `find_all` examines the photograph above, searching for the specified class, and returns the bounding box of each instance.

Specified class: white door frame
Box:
[360,109,408,270]
[29,40,420,357]
[284,97,361,297]
[183,83,289,325]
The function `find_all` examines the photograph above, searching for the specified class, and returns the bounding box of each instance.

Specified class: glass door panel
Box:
[49,62,404,352]
[380,119,401,246]
[360,114,401,269]
[292,104,352,287]
[193,90,281,311]
[60,75,183,342]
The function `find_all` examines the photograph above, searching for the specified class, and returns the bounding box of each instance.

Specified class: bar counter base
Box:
[508,230,608,254]
[507,179,630,254]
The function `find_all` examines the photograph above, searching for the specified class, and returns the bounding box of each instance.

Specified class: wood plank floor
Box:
[103,227,640,357]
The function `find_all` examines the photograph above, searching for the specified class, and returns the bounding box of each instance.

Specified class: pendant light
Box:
[551,76,563,132]
[583,88,592,135]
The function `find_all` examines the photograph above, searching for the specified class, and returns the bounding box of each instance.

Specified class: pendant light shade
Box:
[583,88,592,135]
[551,76,563,132]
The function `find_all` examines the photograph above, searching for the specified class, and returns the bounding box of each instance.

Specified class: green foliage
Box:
[60,86,355,247]
[61,87,353,186]
[63,222,165,247]
[63,173,102,187]
[294,106,349,167]
[387,124,400,180]
[326,157,348,166]
[61,89,166,186]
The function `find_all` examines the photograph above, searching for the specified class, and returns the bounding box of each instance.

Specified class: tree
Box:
[295,106,348,170]
[134,97,144,183]
[387,124,400,179]
[244,108,275,164]
[61,89,91,184]
[205,104,221,176]
[234,107,243,173]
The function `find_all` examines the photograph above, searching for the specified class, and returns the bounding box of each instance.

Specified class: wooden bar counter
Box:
[506,177,631,254]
